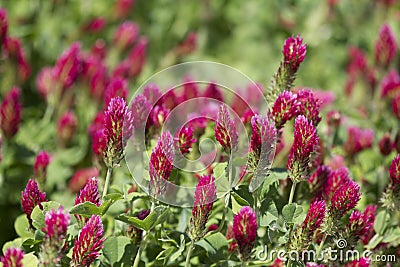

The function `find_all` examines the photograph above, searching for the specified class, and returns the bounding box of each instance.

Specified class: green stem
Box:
[216,199,228,233]
[241,261,247,267]
[316,233,327,259]
[254,187,260,225]
[132,235,146,267]
[102,168,113,199]
[288,181,297,205]
[185,240,195,267]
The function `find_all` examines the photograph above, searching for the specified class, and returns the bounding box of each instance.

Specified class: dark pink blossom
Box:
[90,68,108,101]
[42,206,70,243]
[214,105,238,153]
[392,95,400,119]
[34,151,51,183]
[103,97,134,168]
[282,34,307,73]
[104,77,128,105]
[149,132,174,197]
[84,17,106,32]
[53,42,81,89]
[378,133,394,156]
[114,0,135,19]
[126,37,147,77]
[0,8,8,43]
[343,257,371,267]
[1,247,24,267]
[375,24,397,68]
[287,115,319,182]
[345,205,376,245]
[189,175,216,241]
[233,206,258,261]
[344,126,374,157]
[114,21,139,50]
[72,215,104,267]
[389,154,400,185]
[21,179,47,225]
[381,70,400,97]
[3,37,30,81]
[177,32,197,56]
[175,126,197,155]
[326,110,342,129]
[330,180,361,218]
[149,104,169,130]
[68,167,99,193]
[204,83,224,102]
[226,224,237,252]
[143,83,162,104]
[57,111,78,144]
[74,177,101,224]
[0,87,22,139]
[360,205,377,245]
[91,39,107,59]
[88,111,105,138]
[296,89,321,126]
[271,90,299,129]
[324,167,351,200]
[91,129,107,157]
[308,165,331,200]
[131,94,152,130]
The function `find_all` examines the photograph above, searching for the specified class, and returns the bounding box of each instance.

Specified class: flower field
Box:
[0,1,399,266]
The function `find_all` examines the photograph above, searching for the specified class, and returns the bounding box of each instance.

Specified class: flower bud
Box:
[131,94,151,130]
[344,126,374,157]
[177,32,197,56]
[36,67,56,99]
[53,42,81,89]
[126,37,147,77]
[204,82,224,102]
[74,177,101,225]
[308,165,331,200]
[57,111,78,145]
[83,17,106,33]
[214,105,238,153]
[380,69,400,97]
[324,167,351,200]
[271,90,299,129]
[114,21,139,50]
[21,179,47,227]
[392,95,400,119]
[68,167,99,193]
[233,206,258,261]
[375,24,397,69]
[378,133,394,156]
[282,34,307,73]
[0,8,8,43]
[296,89,321,126]
[114,0,135,19]
[34,151,51,185]
[0,87,22,139]
[225,224,237,252]
[104,77,128,105]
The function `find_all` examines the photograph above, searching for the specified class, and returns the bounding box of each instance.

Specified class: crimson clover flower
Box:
[288,200,326,251]
[378,133,394,156]
[126,37,148,77]
[90,67,108,101]
[3,37,30,81]
[114,21,139,50]
[131,94,152,130]
[149,131,174,197]
[204,82,224,102]
[74,177,101,225]
[53,42,81,89]
[103,97,134,168]
[104,77,128,105]
[36,67,56,99]
[72,215,105,267]
[344,126,374,157]
[214,105,238,153]
[225,224,237,252]
[0,87,22,139]
[68,167,99,193]
[296,89,321,126]
[271,90,299,129]
[1,247,24,267]
[308,165,331,200]
[21,179,47,227]
[392,95,400,120]
[57,111,78,145]
[330,180,361,219]
[323,167,351,201]
[34,150,51,185]
[0,8,8,43]
[344,205,376,246]
[233,206,258,261]
[287,115,319,183]
[143,83,162,104]
[189,175,216,241]
[389,154,400,185]
[374,24,397,69]
[380,69,400,97]
[175,126,197,155]
[40,207,70,266]
[282,34,307,73]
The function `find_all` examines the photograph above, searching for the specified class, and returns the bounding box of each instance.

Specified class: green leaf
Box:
[382,227,400,243]
[126,192,149,202]
[231,191,250,214]
[2,238,23,254]
[31,201,61,230]
[196,232,228,256]
[69,200,115,217]
[260,199,279,227]
[116,206,169,231]
[22,238,41,248]
[103,193,124,201]
[14,214,34,238]
[102,236,131,265]
[170,234,185,262]
[374,210,390,235]
[282,203,303,224]
[366,234,384,250]
[21,252,39,267]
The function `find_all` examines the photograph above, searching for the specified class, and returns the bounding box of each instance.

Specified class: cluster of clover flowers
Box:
[1,5,400,266]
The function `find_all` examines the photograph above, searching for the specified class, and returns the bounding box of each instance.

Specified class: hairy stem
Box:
[102,167,113,199]
[288,181,297,205]
[185,240,195,267]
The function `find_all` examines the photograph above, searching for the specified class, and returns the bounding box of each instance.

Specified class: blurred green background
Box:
[0,0,398,247]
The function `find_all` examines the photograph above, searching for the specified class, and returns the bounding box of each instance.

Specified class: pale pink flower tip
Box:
[233,206,258,261]
[72,215,105,267]
[214,105,238,153]
[282,34,307,72]
[1,247,24,267]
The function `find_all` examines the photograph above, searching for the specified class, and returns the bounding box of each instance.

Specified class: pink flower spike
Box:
[36,67,56,99]
[233,206,258,261]
[42,206,70,243]
[103,97,134,168]
[21,179,47,226]
[114,0,135,19]
[104,77,128,105]
[204,83,224,102]
[175,126,197,155]
[344,126,374,157]
[74,177,101,225]
[271,90,299,129]
[143,83,162,104]
[375,24,397,69]
[90,68,108,101]
[302,200,326,235]
[34,151,51,183]
[330,180,361,218]
[72,215,105,267]
[214,105,238,153]
[392,95,400,119]
[1,247,24,267]
[378,133,394,156]
[149,131,174,197]
[53,42,82,89]
[296,89,321,126]
[282,34,307,73]
[57,111,78,145]
[189,175,216,240]
[287,115,319,183]
[126,37,148,77]
[380,70,400,97]
[114,21,139,50]
[0,8,8,43]
[68,167,99,193]
[324,167,351,200]
[83,17,106,33]
[308,165,331,200]
[389,154,400,185]
[177,32,197,56]
[131,94,152,131]
[0,87,22,139]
